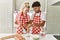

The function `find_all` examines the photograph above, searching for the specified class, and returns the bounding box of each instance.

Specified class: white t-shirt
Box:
[28,12,46,21]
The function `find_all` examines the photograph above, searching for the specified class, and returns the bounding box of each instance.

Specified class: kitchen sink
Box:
[53,35,60,40]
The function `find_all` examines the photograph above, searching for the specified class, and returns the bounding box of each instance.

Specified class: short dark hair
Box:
[32,1,41,8]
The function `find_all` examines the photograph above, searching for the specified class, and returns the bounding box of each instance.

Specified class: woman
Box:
[15,1,31,40]
[15,2,30,34]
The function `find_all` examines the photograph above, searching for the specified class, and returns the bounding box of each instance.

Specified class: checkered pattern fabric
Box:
[32,13,41,34]
[16,12,30,34]
[33,16,40,24]
[19,13,30,26]
[32,26,41,34]
[17,26,23,34]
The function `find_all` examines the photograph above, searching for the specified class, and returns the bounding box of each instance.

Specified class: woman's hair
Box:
[32,1,41,8]
[19,1,30,12]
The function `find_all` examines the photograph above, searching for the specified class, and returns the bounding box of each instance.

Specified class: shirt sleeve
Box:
[27,12,34,20]
[15,13,20,24]
[40,12,46,21]
[31,13,34,20]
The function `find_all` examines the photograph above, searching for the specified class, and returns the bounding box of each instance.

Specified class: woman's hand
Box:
[24,23,32,33]
[15,34,25,40]
[15,21,18,25]
[26,28,30,33]
[24,24,31,33]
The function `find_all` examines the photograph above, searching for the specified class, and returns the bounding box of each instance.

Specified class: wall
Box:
[16,0,46,12]
[47,6,60,34]
[48,0,60,5]
[0,0,13,33]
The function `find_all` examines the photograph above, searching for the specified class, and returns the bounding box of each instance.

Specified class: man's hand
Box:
[33,23,40,27]
[32,20,45,27]
[26,20,33,24]
[39,20,45,27]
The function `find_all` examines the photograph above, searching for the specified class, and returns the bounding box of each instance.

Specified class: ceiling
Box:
[51,1,60,6]
[48,0,60,6]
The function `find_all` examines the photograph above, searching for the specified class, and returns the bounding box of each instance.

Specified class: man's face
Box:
[33,6,40,13]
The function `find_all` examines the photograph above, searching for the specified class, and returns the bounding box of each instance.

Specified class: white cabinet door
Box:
[0,0,13,33]
[47,6,60,34]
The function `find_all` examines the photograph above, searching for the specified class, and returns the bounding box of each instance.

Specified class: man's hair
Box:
[32,1,41,8]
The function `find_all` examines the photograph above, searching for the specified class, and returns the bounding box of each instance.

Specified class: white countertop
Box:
[0,34,57,40]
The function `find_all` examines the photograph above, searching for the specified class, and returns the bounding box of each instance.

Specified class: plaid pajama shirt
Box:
[15,12,30,34]
[32,13,41,34]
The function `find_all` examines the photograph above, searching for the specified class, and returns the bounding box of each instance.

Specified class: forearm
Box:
[0,34,17,40]
[15,34,25,40]
[25,20,33,28]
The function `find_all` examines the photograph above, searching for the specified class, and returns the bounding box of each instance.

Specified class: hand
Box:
[24,23,32,30]
[15,21,18,24]
[35,24,40,27]
[33,23,40,27]
[26,28,30,33]
[15,34,25,40]
[29,20,33,23]
[39,20,45,27]
[24,24,30,33]
[26,20,33,24]
[41,33,46,37]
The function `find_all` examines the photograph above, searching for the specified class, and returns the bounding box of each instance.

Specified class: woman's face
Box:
[23,7,30,13]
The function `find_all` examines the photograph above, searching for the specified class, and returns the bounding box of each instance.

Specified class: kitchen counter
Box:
[0,34,57,40]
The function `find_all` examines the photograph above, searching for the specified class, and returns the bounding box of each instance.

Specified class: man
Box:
[30,1,46,34]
